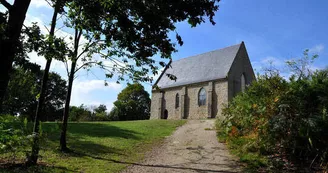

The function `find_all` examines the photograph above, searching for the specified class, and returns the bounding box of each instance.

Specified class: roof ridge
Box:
[172,42,242,63]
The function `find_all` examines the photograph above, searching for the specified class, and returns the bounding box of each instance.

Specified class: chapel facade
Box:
[150,42,255,119]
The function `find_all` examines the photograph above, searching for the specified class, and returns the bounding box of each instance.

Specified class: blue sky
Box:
[2,0,328,111]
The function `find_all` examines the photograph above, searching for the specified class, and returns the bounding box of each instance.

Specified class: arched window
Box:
[198,88,206,106]
[175,93,179,108]
[241,73,246,92]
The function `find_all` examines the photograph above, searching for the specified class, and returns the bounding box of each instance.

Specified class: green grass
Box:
[0,120,186,173]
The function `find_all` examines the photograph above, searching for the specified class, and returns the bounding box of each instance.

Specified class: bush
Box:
[269,70,328,165]
[94,112,110,121]
[0,115,32,160]
[218,69,328,171]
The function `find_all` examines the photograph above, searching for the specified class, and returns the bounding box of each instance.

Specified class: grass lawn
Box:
[0,120,186,173]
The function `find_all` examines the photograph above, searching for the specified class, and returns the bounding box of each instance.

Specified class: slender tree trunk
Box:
[26,59,52,165]
[0,0,31,112]
[60,28,82,151]
[26,1,61,165]
[60,60,76,151]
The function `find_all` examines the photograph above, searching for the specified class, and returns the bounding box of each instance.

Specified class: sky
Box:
[2,0,328,111]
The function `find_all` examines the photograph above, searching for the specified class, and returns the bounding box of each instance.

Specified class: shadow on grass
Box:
[63,150,239,173]
[0,161,75,173]
[56,139,126,157]
[39,123,138,158]
[44,122,140,139]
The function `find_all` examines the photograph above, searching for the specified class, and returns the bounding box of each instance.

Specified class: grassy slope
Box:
[1,120,186,173]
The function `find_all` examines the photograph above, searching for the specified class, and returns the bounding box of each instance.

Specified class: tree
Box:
[59,0,220,151]
[286,49,318,80]
[111,83,150,121]
[0,0,32,111]
[2,66,67,120]
[94,104,107,114]
[2,67,38,116]
[69,104,92,121]
[27,0,67,165]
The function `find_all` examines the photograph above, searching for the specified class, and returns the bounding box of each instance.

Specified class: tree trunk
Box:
[26,59,52,165]
[60,60,77,151]
[0,0,31,112]
[26,1,61,165]
[60,28,81,151]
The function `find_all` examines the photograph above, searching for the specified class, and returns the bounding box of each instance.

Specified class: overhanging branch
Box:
[0,0,12,10]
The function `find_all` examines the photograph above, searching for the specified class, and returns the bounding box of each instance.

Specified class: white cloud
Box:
[251,56,286,74]
[73,79,122,94]
[261,56,284,67]
[30,0,51,8]
[70,80,123,112]
[309,44,324,54]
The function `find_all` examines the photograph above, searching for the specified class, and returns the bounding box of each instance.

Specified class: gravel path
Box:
[122,120,241,173]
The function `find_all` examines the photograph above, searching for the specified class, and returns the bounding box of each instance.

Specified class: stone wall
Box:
[185,82,209,119]
[228,42,256,101]
[162,87,182,119]
[150,91,162,119]
[213,80,228,119]
[150,79,228,120]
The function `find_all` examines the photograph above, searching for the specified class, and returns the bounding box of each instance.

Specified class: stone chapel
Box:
[150,42,255,119]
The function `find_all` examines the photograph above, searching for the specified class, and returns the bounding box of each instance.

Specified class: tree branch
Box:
[74,61,98,74]
[0,0,12,10]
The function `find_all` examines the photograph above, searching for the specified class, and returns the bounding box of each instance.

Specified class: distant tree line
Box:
[2,70,151,122]
[69,83,151,121]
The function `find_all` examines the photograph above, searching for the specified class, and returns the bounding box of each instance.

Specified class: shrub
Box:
[0,115,32,160]
[218,69,328,170]
[269,70,328,165]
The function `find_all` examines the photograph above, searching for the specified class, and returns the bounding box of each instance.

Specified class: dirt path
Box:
[122,120,241,173]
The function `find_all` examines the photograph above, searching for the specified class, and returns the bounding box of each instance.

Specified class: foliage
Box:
[0,0,33,110]
[69,104,113,121]
[2,66,67,121]
[62,0,221,84]
[0,120,186,172]
[94,104,107,114]
[0,115,31,160]
[218,66,328,171]
[111,83,150,121]
[269,70,328,166]
[68,105,92,122]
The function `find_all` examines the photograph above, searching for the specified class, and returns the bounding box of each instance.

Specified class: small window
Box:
[198,88,206,106]
[175,93,179,108]
[241,74,246,92]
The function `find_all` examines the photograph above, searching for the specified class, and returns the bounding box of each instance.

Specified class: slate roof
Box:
[155,43,242,89]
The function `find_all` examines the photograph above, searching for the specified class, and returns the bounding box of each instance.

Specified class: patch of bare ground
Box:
[122,120,241,173]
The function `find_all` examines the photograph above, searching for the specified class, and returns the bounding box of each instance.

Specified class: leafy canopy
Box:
[2,66,66,121]
[66,0,220,83]
[111,83,150,120]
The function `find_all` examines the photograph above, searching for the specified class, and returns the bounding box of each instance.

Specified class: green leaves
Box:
[63,0,220,84]
[0,115,31,157]
[219,66,328,170]
[111,83,150,121]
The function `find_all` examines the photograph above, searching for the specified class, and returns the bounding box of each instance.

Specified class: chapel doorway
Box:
[163,109,168,119]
